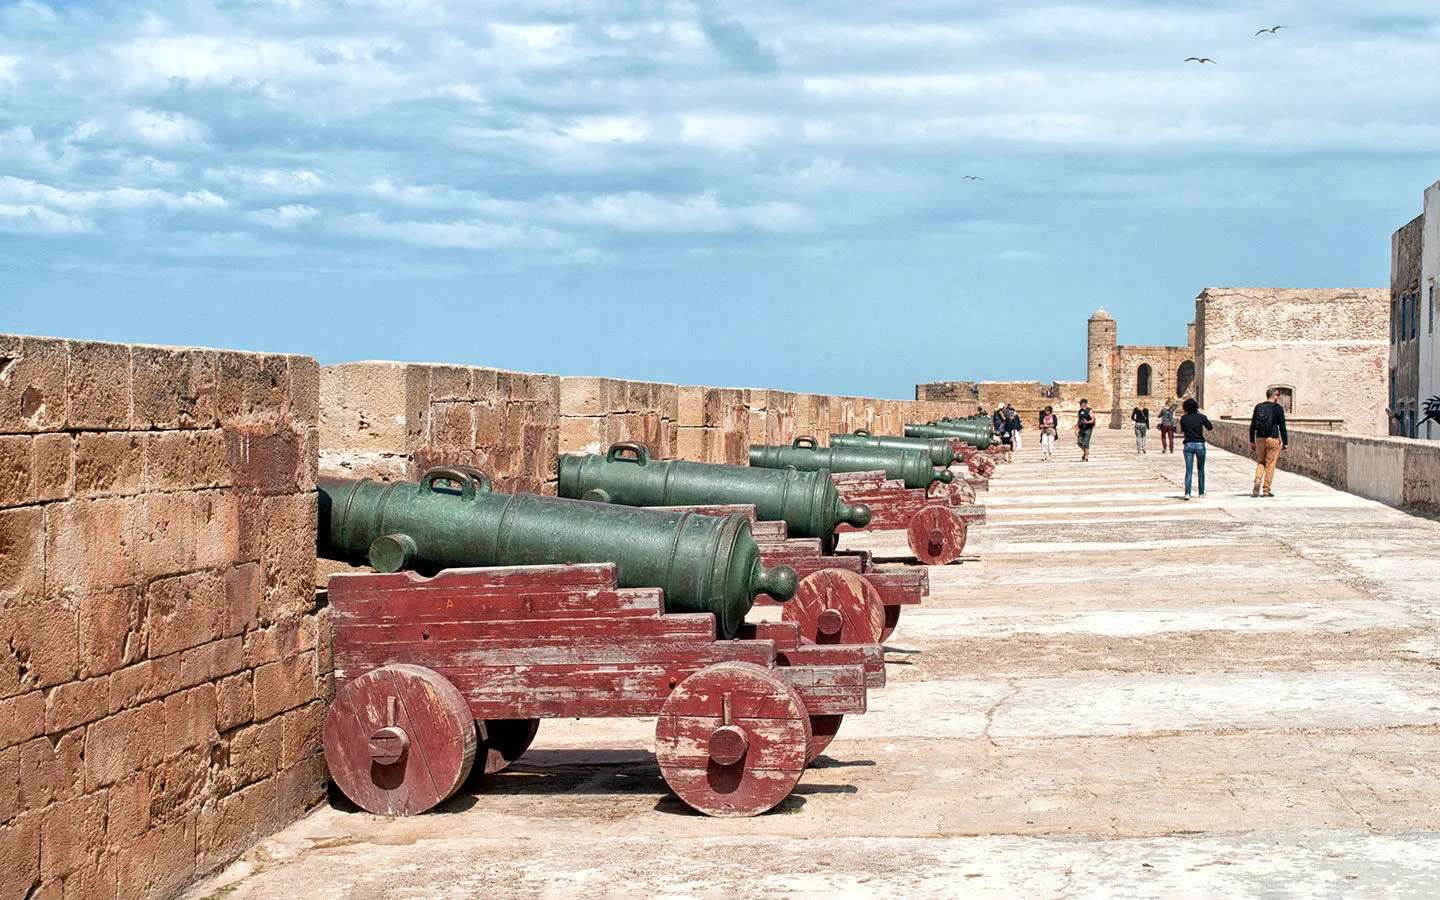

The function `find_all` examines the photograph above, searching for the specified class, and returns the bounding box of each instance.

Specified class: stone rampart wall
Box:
[320,363,981,474]
[1209,419,1440,512]
[0,334,324,900]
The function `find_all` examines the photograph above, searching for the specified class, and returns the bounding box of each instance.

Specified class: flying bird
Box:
[962,176,983,181]
[1185,57,1216,64]
[1256,25,1287,35]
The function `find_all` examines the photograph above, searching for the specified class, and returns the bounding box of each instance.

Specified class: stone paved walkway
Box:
[187,428,1440,899]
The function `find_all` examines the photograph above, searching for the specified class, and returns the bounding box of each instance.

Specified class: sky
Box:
[2,0,1439,397]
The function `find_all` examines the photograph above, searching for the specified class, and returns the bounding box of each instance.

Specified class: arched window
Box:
[1136,364,1152,397]
[1176,360,1195,398]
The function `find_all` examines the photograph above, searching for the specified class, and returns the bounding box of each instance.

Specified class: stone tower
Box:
[1087,308,1118,412]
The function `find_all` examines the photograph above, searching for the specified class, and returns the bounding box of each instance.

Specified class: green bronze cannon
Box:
[558,442,871,549]
[829,431,958,467]
[904,422,995,450]
[748,438,953,491]
[317,467,798,640]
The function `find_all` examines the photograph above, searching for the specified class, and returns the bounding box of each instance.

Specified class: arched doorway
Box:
[1176,360,1195,397]
[1136,364,1152,397]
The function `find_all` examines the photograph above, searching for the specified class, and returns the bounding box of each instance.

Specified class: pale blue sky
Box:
[2,0,1438,396]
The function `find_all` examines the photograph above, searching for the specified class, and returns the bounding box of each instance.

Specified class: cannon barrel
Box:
[829,431,958,467]
[748,438,952,490]
[904,422,995,450]
[558,442,871,548]
[317,468,798,640]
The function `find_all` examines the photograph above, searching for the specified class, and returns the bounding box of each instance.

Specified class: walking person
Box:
[997,412,1014,462]
[1249,388,1289,497]
[1157,399,1178,453]
[1005,405,1023,454]
[1179,397,1213,500]
[1131,404,1150,453]
[1076,399,1095,462]
[1038,406,1058,461]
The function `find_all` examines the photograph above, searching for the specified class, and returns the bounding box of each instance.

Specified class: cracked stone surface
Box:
[186,429,1440,899]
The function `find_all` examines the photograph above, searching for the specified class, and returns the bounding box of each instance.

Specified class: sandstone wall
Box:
[1209,419,1440,512]
[1194,288,1389,436]
[0,335,324,900]
[319,363,980,474]
[319,362,559,495]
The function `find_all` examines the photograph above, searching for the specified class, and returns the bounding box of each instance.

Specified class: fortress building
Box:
[918,309,1196,430]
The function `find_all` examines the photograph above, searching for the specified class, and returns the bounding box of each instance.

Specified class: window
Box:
[1430,284,1435,335]
[1268,385,1294,413]
[1176,360,1195,397]
[1402,296,1409,342]
[1412,291,1420,340]
[1393,299,1399,343]
[1136,363,1152,397]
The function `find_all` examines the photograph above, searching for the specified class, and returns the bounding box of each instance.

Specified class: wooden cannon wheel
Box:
[473,719,542,777]
[655,661,812,817]
[906,504,968,565]
[806,714,844,765]
[783,568,885,646]
[879,605,904,643]
[323,664,478,816]
[933,477,976,506]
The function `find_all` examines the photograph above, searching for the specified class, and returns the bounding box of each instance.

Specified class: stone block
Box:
[128,491,198,581]
[497,370,559,404]
[0,435,34,505]
[39,791,105,881]
[558,415,605,455]
[225,426,306,495]
[222,562,262,638]
[132,346,217,429]
[428,400,474,450]
[163,684,218,757]
[84,709,141,791]
[73,433,144,499]
[196,776,278,874]
[259,493,318,624]
[78,588,143,680]
[0,744,17,823]
[280,701,323,768]
[33,433,73,503]
[0,507,42,606]
[45,677,110,733]
[113,813,195,900]
[1,604,78,691]
[178,638,243,692]
[0,335,68,434]
[105,657,177,715]
[18,731,83,811]
[67,341,133,431]
[227,717,283,788]
[558,376,609,416]
[105,774,151,844]
[427,365,471,401]
[242,619,300,669]
[193,491,243,571]
[276,754,326,821]
[0,811,40,900]
[252,651,316,721]
[286,356,320,428]
[318,362,413,455]
[472,400,504,449]
[144,571,226,659]
[145,430,230,492]
[0,691,44,751]
[45,498,137,598]
[216,672,254,732]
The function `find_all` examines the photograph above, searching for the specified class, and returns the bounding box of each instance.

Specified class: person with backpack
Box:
[1076,399,1095,462]
[1179,397,1213,500]
[1005,405,1023,454]
[1249,388,1289,497]
[1038,406,1058,461]
[1131,404,1150,453]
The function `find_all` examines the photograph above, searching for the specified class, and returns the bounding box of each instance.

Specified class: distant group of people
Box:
[982,388,1291,501]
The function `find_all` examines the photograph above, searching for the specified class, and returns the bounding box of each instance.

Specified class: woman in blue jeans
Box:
[1179,397,1213,500]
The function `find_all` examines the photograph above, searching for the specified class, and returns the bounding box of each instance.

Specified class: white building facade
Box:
[1422,183,1440,440]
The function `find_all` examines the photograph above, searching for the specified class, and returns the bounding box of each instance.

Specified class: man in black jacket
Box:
[1249,388,1289,497]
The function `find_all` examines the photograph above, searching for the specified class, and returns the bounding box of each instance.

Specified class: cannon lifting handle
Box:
[606,441,653,465]
[792,436,819,449]
[421,466,493,500]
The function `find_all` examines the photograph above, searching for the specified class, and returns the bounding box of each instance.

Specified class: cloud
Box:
[695,9,778,76]
[129,109,206,145]
[247,204,319,227]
